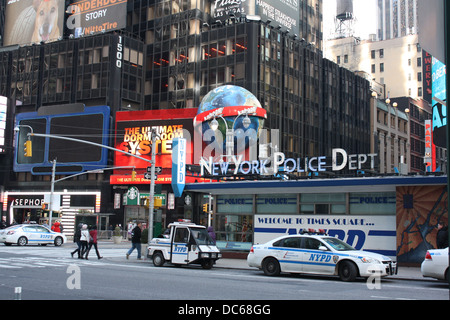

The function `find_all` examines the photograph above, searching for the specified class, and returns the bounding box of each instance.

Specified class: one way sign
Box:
[147,166,162,173]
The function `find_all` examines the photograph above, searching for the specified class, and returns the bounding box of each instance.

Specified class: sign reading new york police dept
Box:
[200,148,377,177]
[171,138,186,197]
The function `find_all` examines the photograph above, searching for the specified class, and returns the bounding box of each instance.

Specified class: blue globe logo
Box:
[195,85,266,156]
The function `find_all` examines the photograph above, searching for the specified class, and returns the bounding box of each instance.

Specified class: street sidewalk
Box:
[95,239,432,282]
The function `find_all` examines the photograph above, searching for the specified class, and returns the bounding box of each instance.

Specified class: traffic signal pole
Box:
[25,131,158,239]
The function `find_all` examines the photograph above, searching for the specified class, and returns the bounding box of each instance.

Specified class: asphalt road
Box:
[0,244,448,303]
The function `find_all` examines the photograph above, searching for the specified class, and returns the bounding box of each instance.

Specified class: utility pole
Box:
[148,129,157,244]
[48,159,56,229]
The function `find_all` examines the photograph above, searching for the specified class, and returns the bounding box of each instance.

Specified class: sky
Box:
[323,0,378,40]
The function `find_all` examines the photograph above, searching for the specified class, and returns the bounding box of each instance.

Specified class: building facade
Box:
[377,0,418,41]
[0,1,372,238]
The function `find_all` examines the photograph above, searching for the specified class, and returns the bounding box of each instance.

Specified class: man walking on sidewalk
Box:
[126,222,142,260]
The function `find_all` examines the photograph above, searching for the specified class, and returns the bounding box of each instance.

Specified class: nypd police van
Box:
[148,220,221,269]
[247,230,397,281]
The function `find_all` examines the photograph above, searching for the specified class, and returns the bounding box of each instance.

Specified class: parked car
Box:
[421,247,449,281]
[0,224,66,247]
[247,231,397,282]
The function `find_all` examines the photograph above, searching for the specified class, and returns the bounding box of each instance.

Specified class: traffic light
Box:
[24,140,32,157]
[131,169,136,181]
[202,203,208,213]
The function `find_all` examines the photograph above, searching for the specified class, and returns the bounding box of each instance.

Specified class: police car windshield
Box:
[322,237,356,251]
[190,228,215,246]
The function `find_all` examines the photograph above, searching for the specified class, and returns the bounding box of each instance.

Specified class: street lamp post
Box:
[209,112,252,160]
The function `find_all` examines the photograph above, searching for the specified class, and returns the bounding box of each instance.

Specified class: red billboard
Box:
[111,108,198,185]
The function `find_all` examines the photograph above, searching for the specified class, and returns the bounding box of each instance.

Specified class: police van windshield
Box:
[322,237,356,251]
[190,227,215,245]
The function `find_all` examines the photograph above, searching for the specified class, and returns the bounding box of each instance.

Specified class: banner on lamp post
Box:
[171,138,186,197]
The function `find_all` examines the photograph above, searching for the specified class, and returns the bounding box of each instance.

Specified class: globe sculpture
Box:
[194,85,267,157]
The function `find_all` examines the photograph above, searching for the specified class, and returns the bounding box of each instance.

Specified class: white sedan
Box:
[247,233,397,282]
[421,247,449,281]
[0,224,67,247]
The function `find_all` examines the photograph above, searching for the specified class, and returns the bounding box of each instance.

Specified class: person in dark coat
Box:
[126,222,142,260]
[71,223,83,258]
[436,223,448,249]
[207,226,216,244]
[85,225,102,260]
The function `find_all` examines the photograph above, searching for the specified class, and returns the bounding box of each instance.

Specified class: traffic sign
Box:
[144,172,158,180]
[147,166,162,173]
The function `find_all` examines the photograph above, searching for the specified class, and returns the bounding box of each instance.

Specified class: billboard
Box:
[0,96,7,153]
[3,0,65,46]
[14,105,111,174]
[66,0,127,37]
[111,109,197,185]
[256,0,299,34]
[431,57,447,148]
[212,0,299,35]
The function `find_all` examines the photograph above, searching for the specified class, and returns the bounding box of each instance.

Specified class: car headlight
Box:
[201,253,210,258]
[360,257,380,264]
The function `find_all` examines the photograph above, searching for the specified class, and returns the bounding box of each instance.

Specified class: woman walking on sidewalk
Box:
[80,224,90,259]
[85,225,103,260]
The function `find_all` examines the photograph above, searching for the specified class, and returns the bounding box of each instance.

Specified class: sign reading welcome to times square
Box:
[212,0,300,35]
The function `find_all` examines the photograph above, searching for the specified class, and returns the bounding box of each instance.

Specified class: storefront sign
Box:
[200,148,377,176]
[254,214,396,257]
[11,197,44,208]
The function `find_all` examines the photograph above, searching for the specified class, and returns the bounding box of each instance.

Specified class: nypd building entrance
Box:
[185,175,447,265]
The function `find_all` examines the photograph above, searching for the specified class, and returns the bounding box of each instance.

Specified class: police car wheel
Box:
[152,252,165,267]
[338,261,357,282]
[54,237,63,247]
[262,257,280,276]
[201,260,213,269]
[17,236,28,246]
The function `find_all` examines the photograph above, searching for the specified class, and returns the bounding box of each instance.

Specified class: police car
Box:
[421,247,449,281]
[247,230,397,282]
[0,224,67,247]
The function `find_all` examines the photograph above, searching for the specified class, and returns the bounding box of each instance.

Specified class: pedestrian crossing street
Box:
[0,246,127,270]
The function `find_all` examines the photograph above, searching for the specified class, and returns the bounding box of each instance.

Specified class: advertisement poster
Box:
[431,57,447,148]
[396,185,448,263]
[3,0,65,46]
[66,0,127,37]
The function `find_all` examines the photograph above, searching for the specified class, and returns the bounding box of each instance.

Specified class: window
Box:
[273,237,301,248]
[380,63,384,72]
[302,238,323,250]
[379,49,384,58]
[417,57,422,67]
[174,228,189,243]
[371,64,376,73]
[371,50,375,59]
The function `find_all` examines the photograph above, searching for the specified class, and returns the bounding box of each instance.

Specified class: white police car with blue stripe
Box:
[247,230,397,281]
[0,224,67,247]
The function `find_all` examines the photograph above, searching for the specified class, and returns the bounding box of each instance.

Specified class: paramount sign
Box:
[200,148,377,176]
